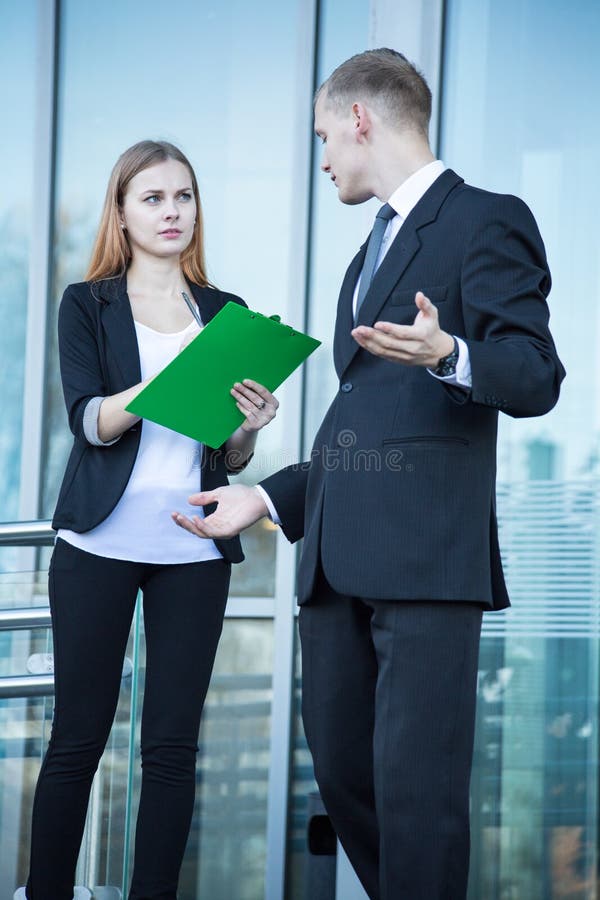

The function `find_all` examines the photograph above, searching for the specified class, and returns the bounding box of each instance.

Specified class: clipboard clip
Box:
[249,310,296,335]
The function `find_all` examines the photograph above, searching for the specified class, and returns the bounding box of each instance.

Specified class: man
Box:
[174,49,564,899]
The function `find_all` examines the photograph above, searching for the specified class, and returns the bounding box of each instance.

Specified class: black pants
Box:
[26,539,230,900]
[299,569,483,900]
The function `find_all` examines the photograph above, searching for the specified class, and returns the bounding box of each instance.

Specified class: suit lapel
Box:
[337,169,464,376]
[355,229,421,329]
[98,274,141,387]
[333,244,366,376]
[189,282,224,325]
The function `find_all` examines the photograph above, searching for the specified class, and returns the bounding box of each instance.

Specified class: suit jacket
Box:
[261,169,565,607]
[51,274,245,563]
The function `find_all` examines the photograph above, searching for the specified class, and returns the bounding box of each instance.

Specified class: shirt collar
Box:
[386,160,447,222]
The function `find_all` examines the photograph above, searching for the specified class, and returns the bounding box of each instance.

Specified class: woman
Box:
[17,140,278,900]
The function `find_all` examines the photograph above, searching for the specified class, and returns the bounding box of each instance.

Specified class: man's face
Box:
[314,92,372,205]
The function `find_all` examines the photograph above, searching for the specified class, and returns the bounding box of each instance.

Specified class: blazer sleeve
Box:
[259,461,311,543]
[57,285,108,444]
[460,194,565,418]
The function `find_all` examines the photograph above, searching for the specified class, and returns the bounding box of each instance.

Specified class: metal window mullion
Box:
[368,0,445,152]
[263,2,319,897]
[18,0,59,566]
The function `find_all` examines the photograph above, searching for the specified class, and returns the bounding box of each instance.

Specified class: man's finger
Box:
[171,512,209,537]
[187,490,219,507]
[354,323,414,341]
[372,322,419,340]
[360,332,407,353]
[415,291,435,314]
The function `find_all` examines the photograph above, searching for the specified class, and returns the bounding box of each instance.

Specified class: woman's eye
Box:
[178,192,192,202]
[145,195,160,203]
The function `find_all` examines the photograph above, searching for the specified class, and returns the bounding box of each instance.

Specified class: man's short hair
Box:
[317,48,432,137]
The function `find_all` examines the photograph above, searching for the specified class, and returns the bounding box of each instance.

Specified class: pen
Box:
[181,291,203,328]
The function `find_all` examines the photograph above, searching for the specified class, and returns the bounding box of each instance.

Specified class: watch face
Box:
[435,337,459,376]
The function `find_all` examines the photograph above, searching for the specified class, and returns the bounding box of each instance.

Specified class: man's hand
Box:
[171,484,268,539]
[351,291,454,367]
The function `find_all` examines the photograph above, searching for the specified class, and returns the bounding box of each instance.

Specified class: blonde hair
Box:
[85,140,210,285]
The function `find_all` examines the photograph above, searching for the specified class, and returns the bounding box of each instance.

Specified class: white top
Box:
[58,319,222,564]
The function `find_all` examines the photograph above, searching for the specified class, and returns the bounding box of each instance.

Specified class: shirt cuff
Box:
[428,336,472,390]
[83,397,121,446]
[255,485,281,525]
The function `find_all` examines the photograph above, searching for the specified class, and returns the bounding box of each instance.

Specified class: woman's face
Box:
[120,158,197,261]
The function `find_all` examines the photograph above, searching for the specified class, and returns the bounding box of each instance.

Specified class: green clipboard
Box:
[126,301,321,448]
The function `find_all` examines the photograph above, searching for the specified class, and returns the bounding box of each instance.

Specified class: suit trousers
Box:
[299,568,483,900]
[26,539,230,900]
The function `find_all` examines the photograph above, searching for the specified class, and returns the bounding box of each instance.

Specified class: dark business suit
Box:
[262,170,565,899]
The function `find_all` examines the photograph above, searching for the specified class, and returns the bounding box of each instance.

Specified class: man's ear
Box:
[352,102,371,140]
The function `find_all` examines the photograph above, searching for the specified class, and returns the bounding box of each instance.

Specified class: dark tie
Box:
[354,202,396,321]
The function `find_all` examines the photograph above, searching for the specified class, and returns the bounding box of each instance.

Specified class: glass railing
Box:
[0,522,274,900]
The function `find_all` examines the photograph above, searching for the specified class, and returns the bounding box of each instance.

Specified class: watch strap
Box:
[433,336,459,377]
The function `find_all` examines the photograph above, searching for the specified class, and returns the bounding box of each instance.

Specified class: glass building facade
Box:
[1,1,598,898]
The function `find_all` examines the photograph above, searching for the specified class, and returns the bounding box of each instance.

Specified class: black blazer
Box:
[261,170,565,607]
[52,275,245,564]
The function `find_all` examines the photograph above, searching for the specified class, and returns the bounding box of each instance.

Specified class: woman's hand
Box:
[231,379,279,432]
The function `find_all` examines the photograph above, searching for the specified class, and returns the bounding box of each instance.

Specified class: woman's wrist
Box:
[226,427,258,456]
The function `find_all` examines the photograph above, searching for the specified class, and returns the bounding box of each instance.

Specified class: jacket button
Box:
[340,382,353,393]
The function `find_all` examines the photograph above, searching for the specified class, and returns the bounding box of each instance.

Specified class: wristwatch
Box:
[433,336,459,377]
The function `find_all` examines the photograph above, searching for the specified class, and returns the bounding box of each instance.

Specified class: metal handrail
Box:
[0,607,51,630]
[0,519,54,546]
[0,521,55,698]
[0,675,54,698]
[0,604,53,697]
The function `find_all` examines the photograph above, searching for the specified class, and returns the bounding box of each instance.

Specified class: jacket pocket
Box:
[389,285,448,306]
[382,435,469,447]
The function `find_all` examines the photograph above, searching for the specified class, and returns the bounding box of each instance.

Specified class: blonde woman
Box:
[17,141,277,900]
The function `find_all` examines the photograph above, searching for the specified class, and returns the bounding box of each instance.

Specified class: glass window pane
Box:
[0,3,37,571]
[0,572,136,894]
[42,0,307,596]
[302,0,373,451]
[441,2,600,896]
[127,617,274,898]
[286,619,319,900]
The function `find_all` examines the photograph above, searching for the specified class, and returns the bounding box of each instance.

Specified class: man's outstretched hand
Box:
[352,291,454,367]
[172,484,268,539]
